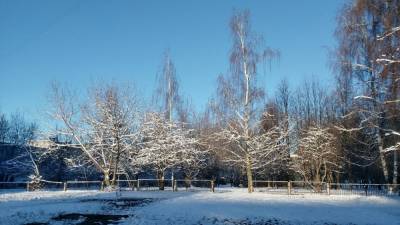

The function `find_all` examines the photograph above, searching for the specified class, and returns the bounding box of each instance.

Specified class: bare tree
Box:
[0,113,9,143]
[334,0,400,184]
[0,113,42,186]
[260,99,291,180]
[211,10,280,193]
[135,112,202,190]
[291,126,341,191]
[276,79,290,137]
[153,50,181,122]
[47,82,141,187]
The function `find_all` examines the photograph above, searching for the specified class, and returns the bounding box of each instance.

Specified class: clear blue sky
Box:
[0,0,345,122]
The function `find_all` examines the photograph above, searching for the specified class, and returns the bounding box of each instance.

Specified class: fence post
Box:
[63,182,67,192]
[211,180,215,192]
[288,181,291,195]
[137,179,140,191]
[174,180,178,191]
[100,182,104,191]
[172,177,175,192]
[26,182,30,192]
[327,183,331,195]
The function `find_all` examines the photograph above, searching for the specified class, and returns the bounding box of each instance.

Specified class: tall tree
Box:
[213,10,280,193]
[154,50,181,122]
[335,0,400,184]
[0,113,9,143]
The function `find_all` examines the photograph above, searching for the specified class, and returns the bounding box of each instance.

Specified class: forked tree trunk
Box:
[314,174,322,193]
[111,155,120,186]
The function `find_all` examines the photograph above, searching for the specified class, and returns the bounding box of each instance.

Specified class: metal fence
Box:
[253,181,400,196]
[329,183,400,196]
[0,179,398,196]
[131,179,214,192]
[0,180,64,191]
[116,179,137,190]
[174,179,213,192]
[0,181,29,190]
[65,181,103,191]
[253,181,289,194]
[135,178,174,191]
[291,181,328,195]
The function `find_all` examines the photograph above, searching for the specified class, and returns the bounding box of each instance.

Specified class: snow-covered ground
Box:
[1,189,400,225]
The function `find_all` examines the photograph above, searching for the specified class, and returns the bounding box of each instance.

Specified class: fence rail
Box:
[329,183,400,196]
[0,178,215,192]
[253,181,399,196]
[0,180,398,196]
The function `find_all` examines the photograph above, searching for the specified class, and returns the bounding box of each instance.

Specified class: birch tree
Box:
[335,0,400,184]
[212,10,280,192]
[154,50,181,122]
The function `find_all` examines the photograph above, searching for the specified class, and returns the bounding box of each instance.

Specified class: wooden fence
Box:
[0,178,215,192]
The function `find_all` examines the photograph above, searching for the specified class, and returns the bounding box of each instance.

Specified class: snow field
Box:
[0,189,399,225]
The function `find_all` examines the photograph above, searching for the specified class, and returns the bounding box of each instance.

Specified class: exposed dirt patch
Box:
[80,197,155,209]
[24,223,49,225]
[199,218,293,225]
[52,213,128,225]
[199,218,358,225]
[26,198,155,225]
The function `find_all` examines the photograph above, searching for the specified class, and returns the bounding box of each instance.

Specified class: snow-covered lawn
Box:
[1,189,400,225]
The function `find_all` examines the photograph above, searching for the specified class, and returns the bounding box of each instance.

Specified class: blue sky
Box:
[0,0,345,122]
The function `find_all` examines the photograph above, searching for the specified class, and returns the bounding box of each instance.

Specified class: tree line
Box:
[0,0,398,193]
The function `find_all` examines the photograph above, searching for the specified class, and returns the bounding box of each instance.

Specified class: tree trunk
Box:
[377,133,389,183]
[336,171,340,184]
[111,166,117,186]
[393,150,398,185]
[185,176,191,190]
[246,154,253,193]
[314,171,322,193]
[111,154,120,186]
[103,170,110,187]
[111,136,122,186]
[157,171,165,191]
